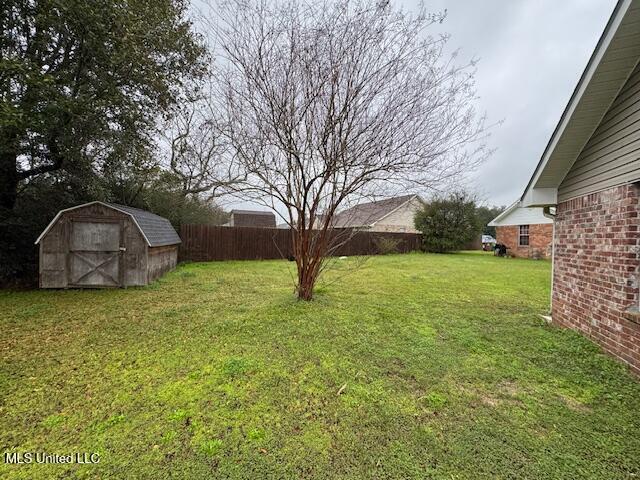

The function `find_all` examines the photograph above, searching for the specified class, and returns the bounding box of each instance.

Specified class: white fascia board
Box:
[487,202,519,227]
[520,0,631,201]
[521,187,558,208]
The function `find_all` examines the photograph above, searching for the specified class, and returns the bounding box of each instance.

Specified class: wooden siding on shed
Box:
[39,203,149,288]
[559,63,640,202]
[147,245,179,283]
[39,220,67,288]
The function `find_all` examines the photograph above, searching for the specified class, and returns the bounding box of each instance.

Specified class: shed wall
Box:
[39,220,67,288]
[39,204,149,288]
[147,245,178,283]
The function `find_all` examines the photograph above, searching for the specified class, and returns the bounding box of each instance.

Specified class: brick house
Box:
[488,203,553,258]
[521,0,640,375]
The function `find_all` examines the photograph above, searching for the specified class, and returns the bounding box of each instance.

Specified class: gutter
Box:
[543,206,557,315]
[542,206,556,221]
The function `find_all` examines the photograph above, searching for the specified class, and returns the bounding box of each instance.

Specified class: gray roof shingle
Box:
[229,209,276,228]
[107,203,181,247]
[332,195,417,228]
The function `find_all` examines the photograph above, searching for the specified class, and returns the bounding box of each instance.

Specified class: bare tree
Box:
[212,0,489,300]
[160,88,245,200]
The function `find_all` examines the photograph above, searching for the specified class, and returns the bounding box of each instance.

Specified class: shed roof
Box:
[35,201,181,247]
[332,194,420,228]
[105,203,181,246]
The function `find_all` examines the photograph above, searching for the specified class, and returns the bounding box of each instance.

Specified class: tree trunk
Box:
[293,227,321,301]
[297,265,317,300]
[0,128,19,214]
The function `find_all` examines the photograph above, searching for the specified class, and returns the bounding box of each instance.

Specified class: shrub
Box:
[414,192,480,253]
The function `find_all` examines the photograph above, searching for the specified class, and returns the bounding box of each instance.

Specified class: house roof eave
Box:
[521,0,639,205]
[487,201,519,227]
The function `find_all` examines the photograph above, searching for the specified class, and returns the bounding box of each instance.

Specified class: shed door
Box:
[68,221,122,287]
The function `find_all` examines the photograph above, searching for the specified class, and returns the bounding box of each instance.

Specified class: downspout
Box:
[543,206,556,315]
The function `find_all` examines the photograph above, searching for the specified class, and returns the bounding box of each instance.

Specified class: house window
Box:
[519,225,530,246]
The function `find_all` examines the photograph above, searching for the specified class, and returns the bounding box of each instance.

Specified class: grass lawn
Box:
[1,252,639,479]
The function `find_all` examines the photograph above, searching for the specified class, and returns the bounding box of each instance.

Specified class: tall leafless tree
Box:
[160,88,244,200]
[212,0,489,300]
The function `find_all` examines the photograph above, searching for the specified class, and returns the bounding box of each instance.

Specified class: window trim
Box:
[518,225,530,247]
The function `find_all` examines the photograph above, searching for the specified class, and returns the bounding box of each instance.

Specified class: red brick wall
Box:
[495,224,553,259]
[553,183,640,376]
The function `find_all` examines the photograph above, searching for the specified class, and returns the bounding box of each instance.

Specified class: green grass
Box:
[1,252,639,479]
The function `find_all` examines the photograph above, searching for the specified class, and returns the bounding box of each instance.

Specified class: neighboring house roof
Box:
[488,201,554,227]
[227,209,276,228]
[232,209,274,216]
[35,201,181,246]
[332,194,421,228]
[521,0,640,207]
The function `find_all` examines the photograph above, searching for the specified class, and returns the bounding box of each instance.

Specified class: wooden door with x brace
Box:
[68,219,123,287]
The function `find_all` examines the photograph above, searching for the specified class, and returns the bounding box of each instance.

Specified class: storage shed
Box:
[35,201,181,288]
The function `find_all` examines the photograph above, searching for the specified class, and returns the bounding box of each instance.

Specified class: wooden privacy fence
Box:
[179,225,423,262]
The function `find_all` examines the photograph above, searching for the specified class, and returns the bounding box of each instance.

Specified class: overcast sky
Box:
[409,0,618,207]
[211,0,618,211]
